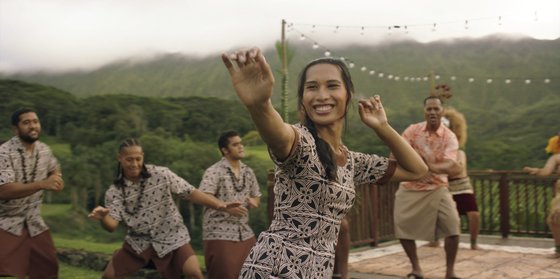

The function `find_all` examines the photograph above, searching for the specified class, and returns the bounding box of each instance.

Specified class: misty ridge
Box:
[1,33,559,170]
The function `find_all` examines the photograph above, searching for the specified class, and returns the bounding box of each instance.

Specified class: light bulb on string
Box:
[394,76,400,81]
[487,79,493,84]
[464,20,469,30]
[544,78,551,84]
[468,78,474,83]
[312,42,319,49]
[348,62,355,68]
[388,74,394,79]
[360,66,367,72]
[423,77,428,81]
[435,75,440,80]
[525,79,531,84]
[450,76,456,81]
[404,76,409,81]
[340,57,345,61]
[334,26,339,33]
[387,26,392,35]
[311,25,316,33]
[300,34,306,40]
[498,16,502,26]
[369,70,375,75]
[432,23,437,32]
[325,50,331,57]
[378,73,384,78]
[416,77,422,82]
[360,26,365,36]
[534,11,538,21]
[505,79,511,84]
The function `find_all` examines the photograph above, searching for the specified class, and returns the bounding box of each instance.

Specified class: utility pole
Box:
[280,19,289,122]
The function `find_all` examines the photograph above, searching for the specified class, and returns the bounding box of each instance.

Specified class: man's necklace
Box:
[229,168,246,192]
[122,178,147,215]
[18,148,39,183]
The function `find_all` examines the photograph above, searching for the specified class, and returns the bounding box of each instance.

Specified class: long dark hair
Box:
[113,138,151,187]
[297,58,354,180]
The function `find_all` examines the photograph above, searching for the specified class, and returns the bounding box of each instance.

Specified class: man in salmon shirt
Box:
[394,96,462,279]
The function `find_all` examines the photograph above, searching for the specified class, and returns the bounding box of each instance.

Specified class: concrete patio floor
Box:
[347,234,560,279]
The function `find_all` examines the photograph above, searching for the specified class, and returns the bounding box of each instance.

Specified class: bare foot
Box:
[470,244,480,250]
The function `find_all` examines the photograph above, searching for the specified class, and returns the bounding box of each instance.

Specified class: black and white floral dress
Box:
[239,124,395,279]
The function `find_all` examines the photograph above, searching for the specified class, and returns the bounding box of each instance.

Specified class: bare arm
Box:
[426,159,462,177]
[358,96,428,181]
[524,154,560,176]
[221,48,295,161]
[0,169,64,199]
[88,206,119,232]
[246,196,261,209]
[188,189,242,211]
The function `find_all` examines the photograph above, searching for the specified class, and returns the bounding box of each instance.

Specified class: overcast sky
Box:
[1,0,559,73]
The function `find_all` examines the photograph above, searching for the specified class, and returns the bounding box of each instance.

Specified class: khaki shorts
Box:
[394,186,460,241]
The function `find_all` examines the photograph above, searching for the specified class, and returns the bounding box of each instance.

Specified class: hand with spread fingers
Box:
[358,95,388,129]
[221,48,275,108]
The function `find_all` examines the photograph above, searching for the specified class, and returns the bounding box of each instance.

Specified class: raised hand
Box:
[358,95,388,129]
[221,47,275,108]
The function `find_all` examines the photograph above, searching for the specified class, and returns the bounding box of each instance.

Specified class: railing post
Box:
[499,173,510,238]
[369,183,379,246]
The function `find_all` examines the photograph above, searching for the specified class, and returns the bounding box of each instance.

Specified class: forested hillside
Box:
[1,36,559,173]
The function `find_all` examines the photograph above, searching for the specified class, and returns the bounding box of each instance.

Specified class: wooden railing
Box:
[267,171,559,248]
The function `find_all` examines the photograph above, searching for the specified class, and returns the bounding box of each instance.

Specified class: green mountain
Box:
[2,35,559,170]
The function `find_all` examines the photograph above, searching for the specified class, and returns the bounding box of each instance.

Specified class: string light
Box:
[287,25,556,86]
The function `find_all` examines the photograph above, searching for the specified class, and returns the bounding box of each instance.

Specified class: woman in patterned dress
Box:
[221,48,428,278]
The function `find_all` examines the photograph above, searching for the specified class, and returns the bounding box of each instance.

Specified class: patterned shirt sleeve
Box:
[0,147,15,185]
[43,144,59,175]
[199,166,219,195]
[105,186,123,222]
[164,167,195,199]
[352,151,395,185]
[247,168,261,198]
[443,130,459,161]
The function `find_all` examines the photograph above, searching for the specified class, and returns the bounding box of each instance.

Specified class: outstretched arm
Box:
[221,47,295,161]
[189,189,242,211]
[524,154,560,176]
[358,95,428,181]
[88,206,119,232]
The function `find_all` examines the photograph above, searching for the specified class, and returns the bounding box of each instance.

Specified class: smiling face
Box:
[301,63,349,127]
[117,145,144,181]
[14,112,41,144]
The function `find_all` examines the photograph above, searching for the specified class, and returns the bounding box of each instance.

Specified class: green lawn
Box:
[59,263,100,279]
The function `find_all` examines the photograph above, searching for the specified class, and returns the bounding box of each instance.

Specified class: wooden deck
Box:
[347,234,560,279]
